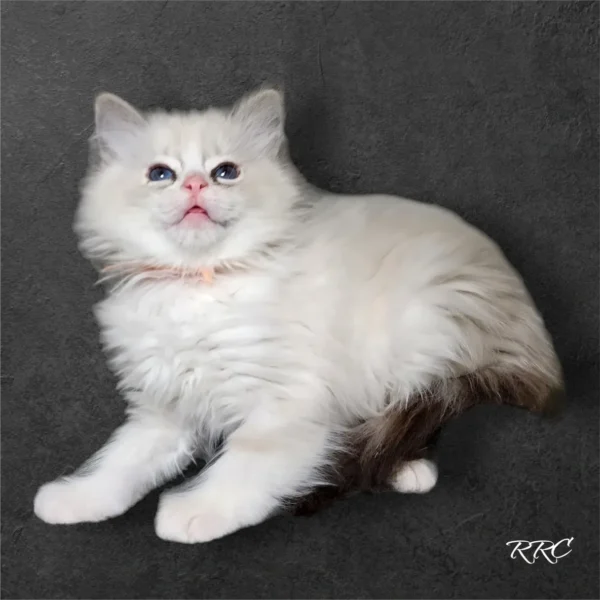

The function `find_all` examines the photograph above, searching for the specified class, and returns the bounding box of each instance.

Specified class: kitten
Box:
[33,87,563,543]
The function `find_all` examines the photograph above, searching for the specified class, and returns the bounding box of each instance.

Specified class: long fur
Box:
[33,88,563,543]
[294,365,563,515]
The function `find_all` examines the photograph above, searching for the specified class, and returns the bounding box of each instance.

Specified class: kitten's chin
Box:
[165,217,227,254]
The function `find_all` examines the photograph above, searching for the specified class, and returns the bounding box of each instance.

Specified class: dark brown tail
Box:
[293,366,564,516]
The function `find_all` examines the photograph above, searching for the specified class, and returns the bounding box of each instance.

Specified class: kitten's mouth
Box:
[186,206,208,217]
[180,205,213,224]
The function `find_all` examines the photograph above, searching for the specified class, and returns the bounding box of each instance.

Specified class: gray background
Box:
[2,1,598,598]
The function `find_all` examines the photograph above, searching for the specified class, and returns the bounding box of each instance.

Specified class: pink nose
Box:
[182,174,208,195]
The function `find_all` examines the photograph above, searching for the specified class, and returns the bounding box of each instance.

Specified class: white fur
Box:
[34,88,561,542]
[391,459,438,494]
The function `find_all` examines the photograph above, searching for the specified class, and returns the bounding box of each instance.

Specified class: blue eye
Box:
[148,165,176,182]
[211,162,240,181]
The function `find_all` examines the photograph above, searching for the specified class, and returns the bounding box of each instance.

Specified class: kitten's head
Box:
[75,87,300,268]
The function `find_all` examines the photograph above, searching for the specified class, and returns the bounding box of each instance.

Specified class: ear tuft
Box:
[231,86,285,156]
[93,93,146,162]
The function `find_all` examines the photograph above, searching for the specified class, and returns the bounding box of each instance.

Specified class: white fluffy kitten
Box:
[34,87,562,543]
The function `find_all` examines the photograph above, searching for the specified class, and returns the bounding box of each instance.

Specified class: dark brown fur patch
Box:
[293,366,564,516]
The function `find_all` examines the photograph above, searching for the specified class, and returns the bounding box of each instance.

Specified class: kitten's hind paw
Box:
[390,459,438,493]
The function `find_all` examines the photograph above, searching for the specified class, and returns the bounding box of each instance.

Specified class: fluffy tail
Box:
[294,364,564,515]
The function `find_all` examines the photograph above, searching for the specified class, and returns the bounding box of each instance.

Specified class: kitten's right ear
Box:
[93,93,147,161]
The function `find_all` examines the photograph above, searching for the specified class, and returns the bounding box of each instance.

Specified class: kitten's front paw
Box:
[390,459,438,494]
[155,491,241,544]
[34,478,128,524]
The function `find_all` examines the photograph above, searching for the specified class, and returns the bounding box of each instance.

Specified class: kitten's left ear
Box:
[93,93,147,161]
[231,86,286,157]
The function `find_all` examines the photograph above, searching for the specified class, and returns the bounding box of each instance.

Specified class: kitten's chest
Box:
[95,276,281,414]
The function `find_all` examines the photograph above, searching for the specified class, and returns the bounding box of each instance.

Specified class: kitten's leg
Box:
[390,459,438,493]
[390,426,440,494]
[155,409,329,543]
[34,409,195,525]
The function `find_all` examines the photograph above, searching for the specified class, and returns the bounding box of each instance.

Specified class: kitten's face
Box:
[76,88,298,267]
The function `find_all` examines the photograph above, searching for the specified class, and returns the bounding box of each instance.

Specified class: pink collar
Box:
[101,262,218,283]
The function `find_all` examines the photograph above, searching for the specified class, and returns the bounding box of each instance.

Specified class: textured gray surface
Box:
[2,1,598,598]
